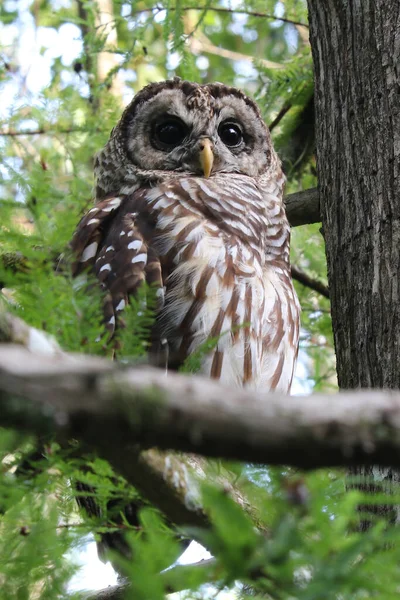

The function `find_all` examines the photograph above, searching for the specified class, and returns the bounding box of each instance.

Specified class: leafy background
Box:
[1,1,395,599]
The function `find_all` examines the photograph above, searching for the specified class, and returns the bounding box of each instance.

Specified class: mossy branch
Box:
[1,327,400,474]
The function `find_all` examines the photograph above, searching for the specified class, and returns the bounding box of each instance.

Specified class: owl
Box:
[71,78,300,392]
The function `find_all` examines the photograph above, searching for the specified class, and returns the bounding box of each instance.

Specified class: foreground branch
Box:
[1,344,400,470]
[85,559,216,600]
[0,314,259,531]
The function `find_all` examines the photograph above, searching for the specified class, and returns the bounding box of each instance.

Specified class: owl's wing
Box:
[71,194,163,338]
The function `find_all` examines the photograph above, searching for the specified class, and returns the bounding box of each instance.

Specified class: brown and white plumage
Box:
[71,78,300,392]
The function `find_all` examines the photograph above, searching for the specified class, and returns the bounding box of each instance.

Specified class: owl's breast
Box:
[142,177,299,392]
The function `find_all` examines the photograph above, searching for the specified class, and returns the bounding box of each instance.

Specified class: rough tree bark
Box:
[4,344,400,470]
[307,0,400,525]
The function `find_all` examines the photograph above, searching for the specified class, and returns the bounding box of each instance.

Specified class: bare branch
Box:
[0,127,94,137]
[188,36,283,70]
[1,344,400,471]
[284,187,320,227]
[147,5,309,28]
[291,265,329,298]
[269,104,292,131]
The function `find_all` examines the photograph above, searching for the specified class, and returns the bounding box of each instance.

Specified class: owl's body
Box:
[72,79,300,392]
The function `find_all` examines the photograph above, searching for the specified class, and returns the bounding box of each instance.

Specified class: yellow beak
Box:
[199,138,214,178]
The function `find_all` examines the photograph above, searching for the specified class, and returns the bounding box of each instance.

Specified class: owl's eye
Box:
[152,117,188,150]
[218,121,243,148]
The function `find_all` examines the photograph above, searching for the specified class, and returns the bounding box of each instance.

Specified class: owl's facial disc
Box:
[121,83,272,179]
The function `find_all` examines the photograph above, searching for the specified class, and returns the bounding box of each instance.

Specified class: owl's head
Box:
[95,78,278,198]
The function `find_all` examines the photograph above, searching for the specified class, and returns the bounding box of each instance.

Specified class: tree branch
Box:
[0,127,91,137]
[291,265,329,298]
[147,5,309,28]
[188,36,283,70]
[85,559,217,600]
[0,313,261,532]
[269,104,292,131]
[1,343,400,471]
[86,583,128,600]
[283,187,320,227]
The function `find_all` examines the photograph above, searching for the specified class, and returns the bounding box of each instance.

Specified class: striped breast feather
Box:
[259,269,300,392]
[150,174,270,245]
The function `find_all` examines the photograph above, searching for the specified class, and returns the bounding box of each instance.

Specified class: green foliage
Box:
[0,443,82,599]
[116,284,158,360]
[186,471,400,599]
[1,1,392,599]
[101,471,400,599]
[115,509,183,599]
[1,438,400,598]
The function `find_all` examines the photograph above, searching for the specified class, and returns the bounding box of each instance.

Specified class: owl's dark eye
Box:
[218,121,243,147]
[152,117,188,150]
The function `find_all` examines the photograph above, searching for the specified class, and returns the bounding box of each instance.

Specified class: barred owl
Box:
[71,78,300,392]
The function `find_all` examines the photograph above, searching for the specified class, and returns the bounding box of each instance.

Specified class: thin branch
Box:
[291,265,329,298]
[2,343,400,470]
[269,104,292,131]
[145,5,309,28]
[0,127,94,137]
[188,36,283,69]
[93,5,308,31]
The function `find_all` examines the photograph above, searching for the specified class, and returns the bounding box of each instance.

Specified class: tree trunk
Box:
[77,0,122,106]
[307,0,400,526]
[95,0,123,99]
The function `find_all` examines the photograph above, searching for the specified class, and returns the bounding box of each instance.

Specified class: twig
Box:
[55,522,140,531]
[2,343,400,470]
[188,37,283,69]
[291,265,329,298]
[0,127,94,137]
[148,5,309,28]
